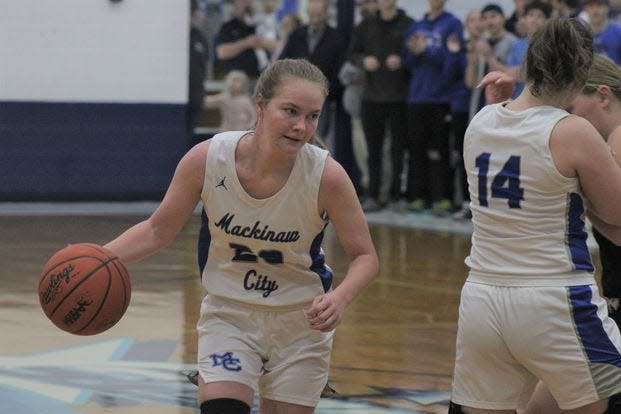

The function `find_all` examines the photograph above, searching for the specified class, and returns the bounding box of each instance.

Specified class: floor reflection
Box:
[0,214,472,413]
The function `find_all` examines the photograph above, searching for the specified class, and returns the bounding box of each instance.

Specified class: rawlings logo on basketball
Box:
[39,243,131,336]
[40,264,75,305]
[63,297,94,326]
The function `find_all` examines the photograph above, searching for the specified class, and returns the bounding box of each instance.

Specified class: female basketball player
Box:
[566,53,621,327]
[104,59,379,414]
[449,19,621,414]
[478,54,621,414]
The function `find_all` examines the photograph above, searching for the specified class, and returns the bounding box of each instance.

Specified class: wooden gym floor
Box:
[0,202,582,413]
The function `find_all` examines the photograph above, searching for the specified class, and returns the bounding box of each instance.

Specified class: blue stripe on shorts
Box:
[569,285,621,367]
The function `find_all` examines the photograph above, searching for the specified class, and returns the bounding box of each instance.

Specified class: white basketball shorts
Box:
[197,294,333,407]
[451,281,621,410]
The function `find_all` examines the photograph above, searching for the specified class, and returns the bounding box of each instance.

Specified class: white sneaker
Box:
[452,204,472,220]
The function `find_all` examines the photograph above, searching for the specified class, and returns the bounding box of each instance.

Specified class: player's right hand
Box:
[477,71,516,104]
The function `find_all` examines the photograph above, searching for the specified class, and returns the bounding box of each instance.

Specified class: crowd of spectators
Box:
[191,0,621,219]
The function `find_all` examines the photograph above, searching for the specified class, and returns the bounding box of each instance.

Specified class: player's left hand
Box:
[305,291,345,332]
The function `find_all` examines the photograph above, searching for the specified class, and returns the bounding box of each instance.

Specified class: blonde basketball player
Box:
[104,59,379,414]
[449,19,621,414]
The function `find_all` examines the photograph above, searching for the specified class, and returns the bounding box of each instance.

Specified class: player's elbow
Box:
[366,251,380,279]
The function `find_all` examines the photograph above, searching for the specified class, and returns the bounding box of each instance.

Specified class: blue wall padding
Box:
[0,101,187,201]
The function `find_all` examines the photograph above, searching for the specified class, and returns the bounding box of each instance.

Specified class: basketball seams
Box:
[76,265,113,335]
[109,259,131,314]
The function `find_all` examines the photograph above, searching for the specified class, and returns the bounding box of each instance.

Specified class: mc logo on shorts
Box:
[210,351,242,371]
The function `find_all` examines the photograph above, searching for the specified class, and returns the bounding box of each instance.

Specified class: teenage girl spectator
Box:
[204,70,256,132]
[450,18,621,413]
[465,13,488,124]
[348,0,413,212]
[447,9,484,221]
[403,0,464,216]
[584,0,621,64]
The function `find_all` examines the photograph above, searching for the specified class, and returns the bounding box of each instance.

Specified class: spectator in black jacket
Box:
[215,0,276,81]
[347,0,413,211]
[279,0,361,194]
[279,0,344,106]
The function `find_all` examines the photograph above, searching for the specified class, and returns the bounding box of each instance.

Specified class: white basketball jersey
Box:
[464,104,594,286]
[198,131,332,307]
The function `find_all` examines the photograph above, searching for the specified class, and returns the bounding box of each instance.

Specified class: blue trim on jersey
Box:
[198,208,211,276]
[569,285,621,367]
[567,193,594,271]
[309,223,333,292]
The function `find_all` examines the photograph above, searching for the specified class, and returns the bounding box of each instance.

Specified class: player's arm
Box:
[586,129,621,245]
[551,115,621,226]
[216,35,258,61]
[306,157,379,332]
[587,213,621,245]
[104,141,209,263]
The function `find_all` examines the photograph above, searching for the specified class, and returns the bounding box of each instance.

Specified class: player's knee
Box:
[448,401,464,414]
[200,398,250,414]
[606,393,621,414]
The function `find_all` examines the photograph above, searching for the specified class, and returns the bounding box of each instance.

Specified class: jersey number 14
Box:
[475,152,524,208]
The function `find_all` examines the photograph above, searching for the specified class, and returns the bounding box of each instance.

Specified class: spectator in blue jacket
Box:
[444,9,484,221]
[584,0,621,64]
[403,0,463,216]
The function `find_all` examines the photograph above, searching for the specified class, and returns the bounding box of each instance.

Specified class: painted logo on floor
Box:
[0,338,449,413]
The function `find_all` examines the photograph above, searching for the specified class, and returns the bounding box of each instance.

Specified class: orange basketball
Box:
[38,243,131,336]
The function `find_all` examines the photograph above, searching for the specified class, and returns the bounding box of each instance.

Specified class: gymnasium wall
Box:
[0,0,189,200]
